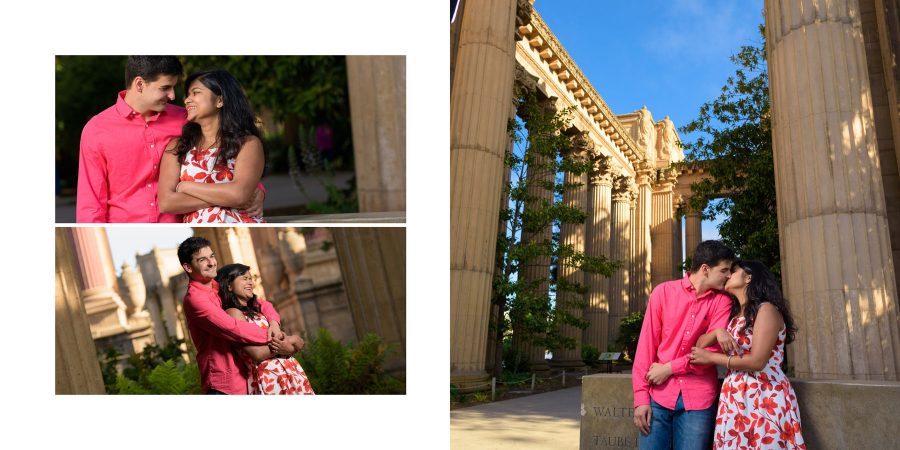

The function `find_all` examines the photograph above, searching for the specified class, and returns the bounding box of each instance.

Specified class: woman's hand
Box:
[689,346,714,365]
[268,321,285,341]
[268,335,293,355]
[713,328,742,355]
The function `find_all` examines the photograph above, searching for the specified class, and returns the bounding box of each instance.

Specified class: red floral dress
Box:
[180,147,265,223]
[714,311,805,449]
[238,312,315,395]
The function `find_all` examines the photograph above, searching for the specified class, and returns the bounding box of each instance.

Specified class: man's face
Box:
[703,260,733,291]
[135,74,178,113]
[183,246,217,281]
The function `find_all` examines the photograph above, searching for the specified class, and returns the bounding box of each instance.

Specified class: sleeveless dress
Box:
[238,312,315,395]
[179,146,265,223]
[714,310,805,449]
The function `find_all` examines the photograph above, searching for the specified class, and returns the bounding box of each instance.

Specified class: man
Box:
[76,56,262,222]
[631,240,736,449]
[178,236,293,394]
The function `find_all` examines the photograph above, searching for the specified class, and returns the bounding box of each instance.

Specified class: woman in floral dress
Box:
[689,260,804,449]
[216,263,314,395]
[158,69,266,223]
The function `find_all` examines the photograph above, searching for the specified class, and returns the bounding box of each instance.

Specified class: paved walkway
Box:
[451,386,582,450]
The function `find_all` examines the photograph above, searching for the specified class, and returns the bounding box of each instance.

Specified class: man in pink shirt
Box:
[632,240,736,449]
[178,236,294,394]
[76,56,262,222]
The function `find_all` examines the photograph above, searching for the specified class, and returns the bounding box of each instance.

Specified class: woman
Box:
[689,260,805,449]
[216,263,315,395]
[158,69,265,223]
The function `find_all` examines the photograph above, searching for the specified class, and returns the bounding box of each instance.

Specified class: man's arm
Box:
[75,127,109,222]
[183,294,270,345]
[632,288,662,407]
[224,308,278,363]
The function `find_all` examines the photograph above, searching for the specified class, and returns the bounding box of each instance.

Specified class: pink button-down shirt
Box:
[183,279,281,395]
[76,91,185,223]
[632,274,732,411]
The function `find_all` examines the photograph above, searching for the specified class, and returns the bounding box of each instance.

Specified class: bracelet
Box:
[726,355,734,370]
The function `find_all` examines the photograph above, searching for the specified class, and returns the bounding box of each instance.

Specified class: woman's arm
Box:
[177,136,264,208]
[225,308,277,364]
[157,140,215,214]
[691,304,784,371]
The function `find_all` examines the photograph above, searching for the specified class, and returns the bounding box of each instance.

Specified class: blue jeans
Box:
[639,394,715,450]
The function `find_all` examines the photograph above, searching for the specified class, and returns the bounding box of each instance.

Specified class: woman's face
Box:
[229,271,254,301]
[724,266,751,293]
[184,79,221,122]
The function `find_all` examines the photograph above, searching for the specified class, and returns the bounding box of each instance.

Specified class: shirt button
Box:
[145,123,149,128]
[147,184,152,188]
[150,202,155,206]
[150,144,155,148]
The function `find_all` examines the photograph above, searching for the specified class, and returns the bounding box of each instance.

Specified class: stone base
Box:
[451,372,492,393]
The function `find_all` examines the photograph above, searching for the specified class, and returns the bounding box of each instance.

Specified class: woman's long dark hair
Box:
[173,69,263,170]
[216,263,261,318]
[730,260,797,344]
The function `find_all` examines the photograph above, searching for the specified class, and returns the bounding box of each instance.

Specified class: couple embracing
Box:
[632,240,805,449]
[178,236,314,395]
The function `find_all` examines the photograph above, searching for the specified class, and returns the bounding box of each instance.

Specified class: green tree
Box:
[491,92,620,377]
[679,25,780,277]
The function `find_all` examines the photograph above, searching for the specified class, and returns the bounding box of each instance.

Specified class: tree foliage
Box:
[679,25,780,278]
[491,92,620,376]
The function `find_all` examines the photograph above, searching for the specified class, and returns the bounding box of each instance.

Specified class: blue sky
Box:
[534,0,765,240]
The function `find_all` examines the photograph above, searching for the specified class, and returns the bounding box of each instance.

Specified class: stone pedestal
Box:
[55,229,105,394]
[766,0,900,379]
[346,55,406,212]
[330,227,406,374]
[584,154,614,354]
[450,0,518,389]
[580,374,638,449]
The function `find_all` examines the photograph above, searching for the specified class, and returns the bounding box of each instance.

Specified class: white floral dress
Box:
[179,147,265,223]
[714,310,805,449]
[238,312,315,395]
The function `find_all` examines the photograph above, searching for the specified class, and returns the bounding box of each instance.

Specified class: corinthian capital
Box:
[589,154,614,186]
[612,174,633,202]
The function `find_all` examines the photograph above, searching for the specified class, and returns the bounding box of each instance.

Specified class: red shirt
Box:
[183,279,281,395]
[76,91,185,223]
[632,274,732,410]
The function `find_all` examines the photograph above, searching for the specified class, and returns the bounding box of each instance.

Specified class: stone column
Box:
[609,175,633,344]
[450,0,518,389]
[685,201,703,259]
[551,139,589,369]
[56,229,105,394]
[766,0,900,380]
[583,154,614,354]
[346,55,406,212]
[651,167,677,291]
[633,162,653,313]
[69,227,129,339]
[672,200,684,278]
[331,228,406,374]
[512,93,556,374]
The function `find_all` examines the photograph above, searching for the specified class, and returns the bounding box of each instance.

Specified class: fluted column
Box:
[685,201,703,259]
[331,228,406,374]
[450,0,518,388]
[346,56,406,212]
[766,0,900,380]
[609,175,633,344]
[633,162,653,313]
[551,139,589,369]
[56,229,105,394]
[584,154,614,354]
[512,93,555,374]
[651,168,677,291]
[69,227,129,339]
[673,201,685,278]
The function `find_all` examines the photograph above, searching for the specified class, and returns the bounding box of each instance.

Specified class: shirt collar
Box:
[681,272,721,300]
[114,90,165,121]
[188,278,219,295]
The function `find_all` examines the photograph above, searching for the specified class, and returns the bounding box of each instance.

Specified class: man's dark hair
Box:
[125,56,183,89]
[177,236,212,266]
[689,240,735,272]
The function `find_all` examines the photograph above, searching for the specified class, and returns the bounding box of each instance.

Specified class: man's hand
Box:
[267,321,285,341]
[646,362,673,386]
[239,187,265,217]
[634,404,652,435]
[713,328,741,355]
[268,334,293,355]
[689,347,714,365]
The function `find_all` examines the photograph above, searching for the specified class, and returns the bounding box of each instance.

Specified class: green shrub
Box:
[582,344,600,368]
[296,328,404,394]
[99,339,201,395]
[616,311,645,361]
